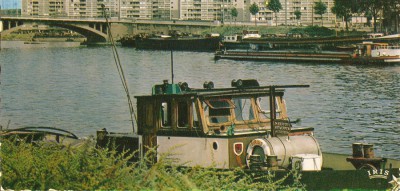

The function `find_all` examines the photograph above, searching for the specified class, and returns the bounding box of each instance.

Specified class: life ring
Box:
[246,138,272,168]
[359,163,377,171]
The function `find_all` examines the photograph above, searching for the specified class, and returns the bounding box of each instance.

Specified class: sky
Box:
[0,0,21,9]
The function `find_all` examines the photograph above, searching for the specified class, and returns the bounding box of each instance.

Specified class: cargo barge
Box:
[135,36,221,52]
[215,42,400,64]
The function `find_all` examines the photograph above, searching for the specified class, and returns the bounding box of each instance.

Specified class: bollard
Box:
[363,144,375,158]
[96,128,108,147]
[267,155,278,166]
[249,155,262,170]
[352,143,364,158]
[267,155,278,170]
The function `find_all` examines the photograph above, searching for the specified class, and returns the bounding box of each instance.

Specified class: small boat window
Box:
[192,102,199,128]
[256,97,281,120]
[161,102,171,128]
[178,101,189,128]
[233,98,255,121]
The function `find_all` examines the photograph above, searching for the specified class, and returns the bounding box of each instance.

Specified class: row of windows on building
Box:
[21,0,336,26]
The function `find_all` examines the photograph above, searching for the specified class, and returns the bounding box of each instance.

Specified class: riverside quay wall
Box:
[0,17,221,42]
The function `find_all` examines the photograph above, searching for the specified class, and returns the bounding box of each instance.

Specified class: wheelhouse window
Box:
[204,99,235,124]
[233,98,255,121]
[180,99,201,129]
[177,101,189,128]
[192,102,199,128]
[256,96,281,121]
[160,98,198,129]
[161,101,171,127]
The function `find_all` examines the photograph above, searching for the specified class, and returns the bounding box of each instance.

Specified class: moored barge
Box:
[135,34,221,52]
[215,42,400,64]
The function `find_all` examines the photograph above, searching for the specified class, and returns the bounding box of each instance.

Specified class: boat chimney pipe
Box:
[363,144,375,158]
[352,143,364,158]
[270,86,276,137]
[171,50,174,84]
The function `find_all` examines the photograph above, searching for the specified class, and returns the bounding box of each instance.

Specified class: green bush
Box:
[1,138,304,190]
[1,33,35,41]
[289,26,335,37]
[205,25,344,37]
[207,26,294,36]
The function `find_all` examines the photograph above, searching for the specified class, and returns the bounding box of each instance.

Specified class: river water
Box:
[1,41,399,159]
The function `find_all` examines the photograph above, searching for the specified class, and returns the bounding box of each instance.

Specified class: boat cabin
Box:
[97,79,320,170]
[223,34,243,42]
[140,79,287,136]
[355,42,400,59]
[242,30,261,39]
[136,79,313,137]
[365,33,384,39]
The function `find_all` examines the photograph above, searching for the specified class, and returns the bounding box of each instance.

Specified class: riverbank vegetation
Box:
[1,33,35,41]
[1,138,303,190]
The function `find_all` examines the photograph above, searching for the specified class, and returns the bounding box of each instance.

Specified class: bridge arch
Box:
[1,18,109,43]
[51,22,108,43]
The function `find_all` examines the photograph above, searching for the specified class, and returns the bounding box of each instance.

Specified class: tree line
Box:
[230,0,400,33]
[331,0,400,32]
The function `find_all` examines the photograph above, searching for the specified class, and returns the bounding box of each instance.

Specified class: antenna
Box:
[171,49,174,84]
[101,4,137,134]
[0,4,2,51]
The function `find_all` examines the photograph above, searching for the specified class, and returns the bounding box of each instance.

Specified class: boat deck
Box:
[215,50,400,64]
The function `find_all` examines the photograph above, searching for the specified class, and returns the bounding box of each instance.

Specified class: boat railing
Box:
[374,45,400,50]
[388,46,400,49]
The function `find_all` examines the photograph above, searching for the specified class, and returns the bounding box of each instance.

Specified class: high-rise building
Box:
[21,0,336,26]
[259,0,335,26]
[21,0,115,17]
[22,0,66,16]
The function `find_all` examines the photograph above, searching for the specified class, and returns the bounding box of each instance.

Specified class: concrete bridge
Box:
[0,16,220,43]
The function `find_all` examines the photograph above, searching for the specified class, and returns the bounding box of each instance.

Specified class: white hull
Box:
[157,136,230,169]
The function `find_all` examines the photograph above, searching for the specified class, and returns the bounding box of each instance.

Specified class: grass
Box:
[207,25,293,36]
[0,138,304,190]
[1,33,35,41]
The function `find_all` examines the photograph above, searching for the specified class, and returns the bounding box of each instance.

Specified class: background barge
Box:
[215,42,400,64]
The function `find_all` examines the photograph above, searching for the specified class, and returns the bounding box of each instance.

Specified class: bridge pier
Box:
[1,20,23,31]
[89,23,108,35]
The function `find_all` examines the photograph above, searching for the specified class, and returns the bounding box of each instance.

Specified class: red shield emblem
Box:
[233,142,244,156]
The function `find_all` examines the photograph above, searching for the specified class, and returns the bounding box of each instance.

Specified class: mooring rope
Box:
[101,4,137,134]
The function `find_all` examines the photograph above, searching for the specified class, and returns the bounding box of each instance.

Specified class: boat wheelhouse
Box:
[242,30,262,39]
[361,42,400,63]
